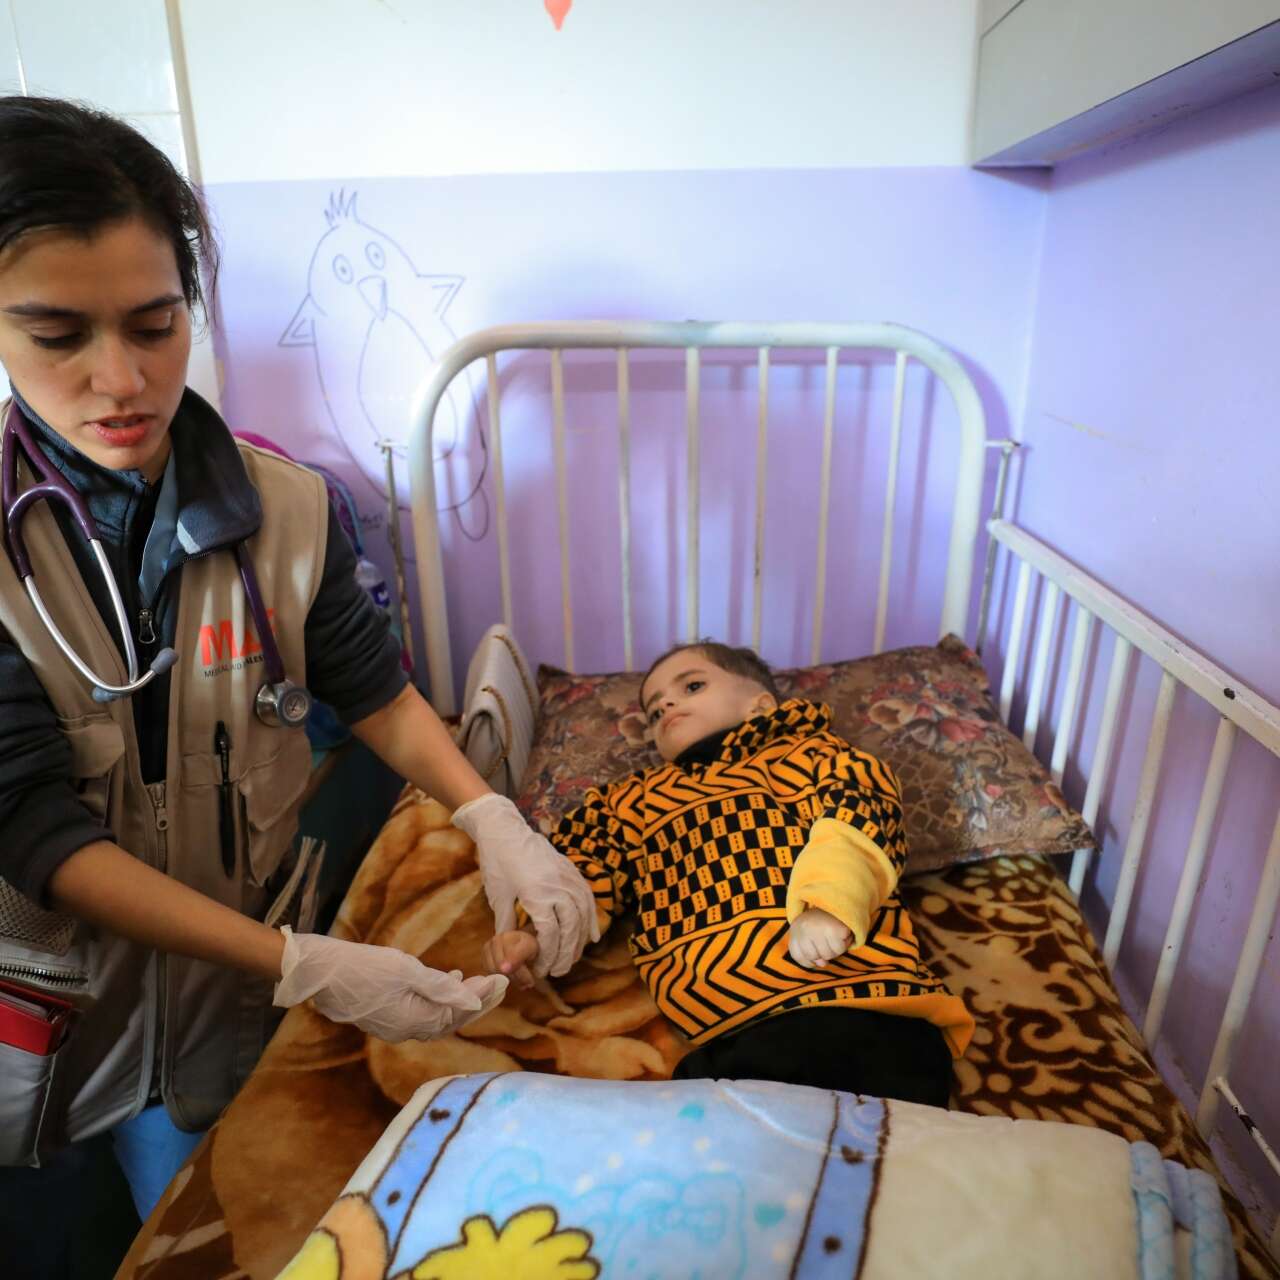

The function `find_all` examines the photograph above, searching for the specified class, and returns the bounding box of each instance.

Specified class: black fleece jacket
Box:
[0,389,407,904]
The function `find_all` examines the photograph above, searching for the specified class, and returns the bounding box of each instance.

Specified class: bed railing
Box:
[408,322,988,718]
[984,518,1280,1253]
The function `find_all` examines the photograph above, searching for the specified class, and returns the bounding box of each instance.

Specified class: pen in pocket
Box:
[215,721,235,877]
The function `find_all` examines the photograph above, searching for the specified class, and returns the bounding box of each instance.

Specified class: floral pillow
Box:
[515,634,1094,876]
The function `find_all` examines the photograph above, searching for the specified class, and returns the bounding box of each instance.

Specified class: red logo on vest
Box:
[199,609,277,668]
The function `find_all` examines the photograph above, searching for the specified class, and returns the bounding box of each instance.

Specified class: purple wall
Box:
[208,166,1046,689]
[1011,83,1280,1220]
[207,126,1277,1223]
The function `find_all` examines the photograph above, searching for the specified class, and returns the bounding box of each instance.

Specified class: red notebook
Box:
[0,978,74,1056]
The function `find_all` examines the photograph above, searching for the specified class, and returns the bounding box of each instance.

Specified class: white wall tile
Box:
[0,0,14,398]
[186,327,221,414]
[11,0,175,113]
[124,111,188,175]
[179,0,981,181]
[0,5,23,94]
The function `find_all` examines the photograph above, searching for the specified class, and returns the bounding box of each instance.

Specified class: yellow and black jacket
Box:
[550,699,973,1056]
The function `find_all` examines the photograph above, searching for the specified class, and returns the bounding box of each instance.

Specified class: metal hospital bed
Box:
[406,320,1280,1260]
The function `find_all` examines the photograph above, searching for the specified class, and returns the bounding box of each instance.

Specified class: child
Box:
[485,641,973,1106]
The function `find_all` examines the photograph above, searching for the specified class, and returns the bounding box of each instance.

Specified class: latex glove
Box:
[788,907,853,970]
[273,926,509,1042]
[452,793,600,978]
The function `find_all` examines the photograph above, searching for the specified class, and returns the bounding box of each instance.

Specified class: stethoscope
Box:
[2,400,312,727]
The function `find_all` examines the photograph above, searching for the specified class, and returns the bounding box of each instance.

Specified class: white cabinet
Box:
[980,1,1021,35]
[973,0,1280,165]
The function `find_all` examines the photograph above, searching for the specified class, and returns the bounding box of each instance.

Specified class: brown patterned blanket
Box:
[117,789,1277,1280]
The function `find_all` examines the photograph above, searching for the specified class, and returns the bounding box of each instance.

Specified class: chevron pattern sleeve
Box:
[785,742,908,947]
[548,782,639,935]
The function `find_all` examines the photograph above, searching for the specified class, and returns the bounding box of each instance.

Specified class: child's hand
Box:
[483,930,540,991]
[788,907,853,969]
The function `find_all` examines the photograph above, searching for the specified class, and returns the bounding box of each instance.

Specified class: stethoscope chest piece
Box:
[256,680,312,729]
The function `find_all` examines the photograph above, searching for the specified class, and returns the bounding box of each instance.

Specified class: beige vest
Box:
[0,434,326,1158]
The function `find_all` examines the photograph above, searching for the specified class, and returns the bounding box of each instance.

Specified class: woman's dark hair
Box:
[0,95,218,314]
[642,639,781,702]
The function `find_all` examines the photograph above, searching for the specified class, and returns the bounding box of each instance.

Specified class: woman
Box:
[0,96,595,1260]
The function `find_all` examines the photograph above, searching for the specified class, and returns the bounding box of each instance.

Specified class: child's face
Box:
[641,650,776,762]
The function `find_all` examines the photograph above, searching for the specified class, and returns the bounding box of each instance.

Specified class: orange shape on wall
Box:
[545,0,572,31]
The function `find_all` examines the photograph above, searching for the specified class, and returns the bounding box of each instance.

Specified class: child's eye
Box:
[685,680,704,695]
[648,707,663,725]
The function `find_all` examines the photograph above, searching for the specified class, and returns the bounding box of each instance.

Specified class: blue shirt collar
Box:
[12,386,262,579]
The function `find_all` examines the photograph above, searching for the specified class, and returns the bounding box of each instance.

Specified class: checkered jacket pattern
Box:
[549,700,973,1054]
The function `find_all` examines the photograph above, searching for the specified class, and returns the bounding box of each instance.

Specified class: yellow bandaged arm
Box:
[785,816,900,948]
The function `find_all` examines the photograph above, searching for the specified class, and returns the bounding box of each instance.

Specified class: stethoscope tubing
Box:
[21,542,155,692]
[2,398,310,724]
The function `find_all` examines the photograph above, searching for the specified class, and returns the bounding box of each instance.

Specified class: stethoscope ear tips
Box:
[151,648,179,676]
[89,648,180,702]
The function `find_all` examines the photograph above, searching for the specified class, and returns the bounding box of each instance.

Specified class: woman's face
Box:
[0,215,191,481]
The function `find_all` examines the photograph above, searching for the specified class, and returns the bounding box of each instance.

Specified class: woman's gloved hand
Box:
[451,793,600,978]
[787,907,853,970]
[273,926,508,1042]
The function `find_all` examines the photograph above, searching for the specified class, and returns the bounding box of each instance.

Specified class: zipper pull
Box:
[149,790,170,833]
[215,722,235,878]
[138,607,156,645]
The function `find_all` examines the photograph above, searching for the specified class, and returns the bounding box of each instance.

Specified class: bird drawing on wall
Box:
[279,190,488,538]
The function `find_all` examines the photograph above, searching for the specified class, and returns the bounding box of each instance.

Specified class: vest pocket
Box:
[262,836,325,935]
[0,1040,64,1167]
[238,745,313,888]
[0,882,76,957]
[57,713,126,827]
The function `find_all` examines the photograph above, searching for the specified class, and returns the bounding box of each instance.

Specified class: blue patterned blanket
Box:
[276,1072,1235,1279]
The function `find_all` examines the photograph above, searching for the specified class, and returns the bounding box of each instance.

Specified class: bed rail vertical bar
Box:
[975,442,1019,655]
[873,351,907,656]
[998,560,1033,725]
[486,354,512,633]
[1021,580,1060,752]
[1102,669,1178,968]
[1207,1078,1280,1229]
[811,347,838,664]
[551,349,574,671]
[409,371,456,716]
[1144,716,1237,1045]
[1069,633,1133,896]
[381,443,414,673]
[1198,806,1280,1142]
[686,347,700,643]
[1050,606,1092,785]
[617,349,634,671]
[752,347,769,653]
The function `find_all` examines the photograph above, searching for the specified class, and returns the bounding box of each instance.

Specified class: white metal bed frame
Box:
[407,321,1280,1255]
[409,322,987,711]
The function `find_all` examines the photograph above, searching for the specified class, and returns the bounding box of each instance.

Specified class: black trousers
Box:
[673,1006,953,1108]
[0,1133,140,1280]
